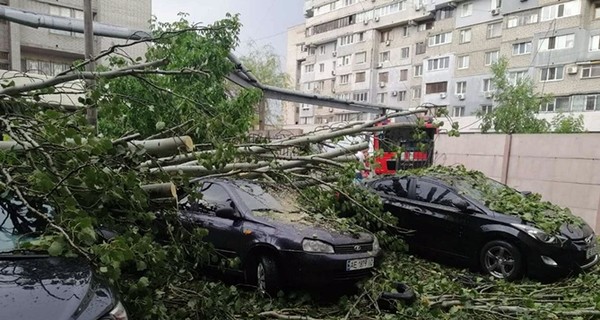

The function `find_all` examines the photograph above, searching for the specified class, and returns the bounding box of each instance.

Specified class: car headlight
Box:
[99,301,128,320]
[302,239,334,253]
[511,223,564,245]
[372,236,380,252]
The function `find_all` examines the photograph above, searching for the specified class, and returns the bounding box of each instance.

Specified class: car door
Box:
[184,182,244,260]
[409,179,471,259]
[371,177,422,236]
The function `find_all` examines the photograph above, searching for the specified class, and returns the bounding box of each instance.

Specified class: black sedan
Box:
[365,174,598,280]
[0,198,127,320]
[178,179,382,294]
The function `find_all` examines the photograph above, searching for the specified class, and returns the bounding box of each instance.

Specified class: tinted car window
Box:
[0,197,50,252]
[199,183,231,209]
[415,180,462,207]
[372,178,409,198]
[233,182,286,212]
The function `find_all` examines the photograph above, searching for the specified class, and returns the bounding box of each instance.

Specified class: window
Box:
[319,45,326,55]
[412,86,422,99]
[460,2,473,17]
[541,100,555,112]
[398,91,407,101]
[356,32,365,42]
[399,69,408,81]
[596,3,600,19]
[199,183,231,209]
[582,64,600,78]
[555,97,571,112]
[481,105,493,115]
[418,21,434,31]
[459,29,471,44]
[453,106,465,117]
[377,93,387,104]
[380,30,392,43]
[374,0,407,18]
[401,47,410,59]
[355,72,366,83]
[340,74,350,84]
[353,92,369,101]
[539,34,575,51]
[310,14,357,35]
[402,26,409,37]
[416,42,427,55]
[512,42,532,55]
[414,64,423,77]
[338,54,351,66]
[541,1,581,21]
[491,0,502,9]
[308,47,316,55]
[457,55,470,69]
[586,95,597,111]
[455,81,467,94]
[305,64,314,73]
[319,63,325,72]
[508,12,539,28]
[508,71,528,84]
[427,57,450,71]
[355,51,367,63]
[339,34,354,46]
[507,16,519,28]
[371,178,409,197]
[484,51,499,66]
[428,32,452,46]
[49,5,85,37]
[590,35,600,52]
[379,51,390,63]
[415,180,463,206]
[436,7,454,20]
[426,82,447,94]
[378,72,389,83]
[23,59,70,76]
[482,78,495,92]
[540,66,564,81]
[486,22,502,39]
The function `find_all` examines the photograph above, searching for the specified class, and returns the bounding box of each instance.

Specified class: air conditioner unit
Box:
[485,91,494,99]
[329,108,334,112]
[379,82,386,88]
[491,8,500,16]
[376,63,383,69]
[385,40,391,46]
[331,70,336,76]
[332,51,337,57]
[567,66,578,74]
[439,92,447,99]
[364,20,369,25]
[374,16,380,22]
[331,88,336,93]
[408,20,417,26]
[457,93,465,100]
[391,91,398,96]
[415,4,423,11]
[447,1,457,8]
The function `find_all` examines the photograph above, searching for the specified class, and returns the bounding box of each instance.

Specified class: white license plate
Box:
[346,257,374,271]
[587,245,598,259]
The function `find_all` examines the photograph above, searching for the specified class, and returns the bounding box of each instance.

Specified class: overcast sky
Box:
[152,0,305,64]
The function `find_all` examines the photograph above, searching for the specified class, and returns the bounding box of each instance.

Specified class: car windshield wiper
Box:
[0,249,50,259]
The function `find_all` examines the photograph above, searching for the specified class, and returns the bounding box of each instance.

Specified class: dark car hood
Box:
[251,212,373,245]
[0,256,115,320]
[559,223,594,240]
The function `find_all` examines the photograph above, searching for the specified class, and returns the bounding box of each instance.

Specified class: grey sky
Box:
[152,0,305,64]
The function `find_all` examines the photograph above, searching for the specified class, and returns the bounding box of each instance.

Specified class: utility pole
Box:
[83,0,97,132]
[258,99,266,131]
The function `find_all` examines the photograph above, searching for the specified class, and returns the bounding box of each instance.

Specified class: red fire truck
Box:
[368,116,438,175]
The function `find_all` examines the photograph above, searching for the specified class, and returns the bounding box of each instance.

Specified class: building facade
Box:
[284,0,600,132]
[0,0,151,76]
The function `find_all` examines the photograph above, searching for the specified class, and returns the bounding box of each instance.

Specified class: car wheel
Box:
[251,255,281,296]
[480,240,524,280]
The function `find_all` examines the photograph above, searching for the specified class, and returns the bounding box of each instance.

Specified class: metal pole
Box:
[83,0,96,132]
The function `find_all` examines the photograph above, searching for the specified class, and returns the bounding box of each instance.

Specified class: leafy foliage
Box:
[479,57,552,134]
[408,165,585,233]
[552,113,586,133]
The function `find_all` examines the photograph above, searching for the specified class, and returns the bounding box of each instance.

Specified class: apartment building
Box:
[0,0,151,75]
[284,0,600,132]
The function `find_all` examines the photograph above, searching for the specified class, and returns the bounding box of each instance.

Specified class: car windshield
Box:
[0,197,51,253]
[432,174,516,205]
[235,182,298,213]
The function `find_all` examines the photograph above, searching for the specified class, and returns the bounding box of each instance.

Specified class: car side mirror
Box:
[96,227,117,242]
[215,207,238,220]
[452,198,470,211]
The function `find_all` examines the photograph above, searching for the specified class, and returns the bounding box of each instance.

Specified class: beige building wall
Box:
[434,133,600,232]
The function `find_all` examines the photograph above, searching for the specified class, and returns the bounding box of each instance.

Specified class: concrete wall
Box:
[434,133,600,232]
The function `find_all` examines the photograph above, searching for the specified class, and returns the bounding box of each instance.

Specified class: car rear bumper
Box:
[279,249,383,287]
